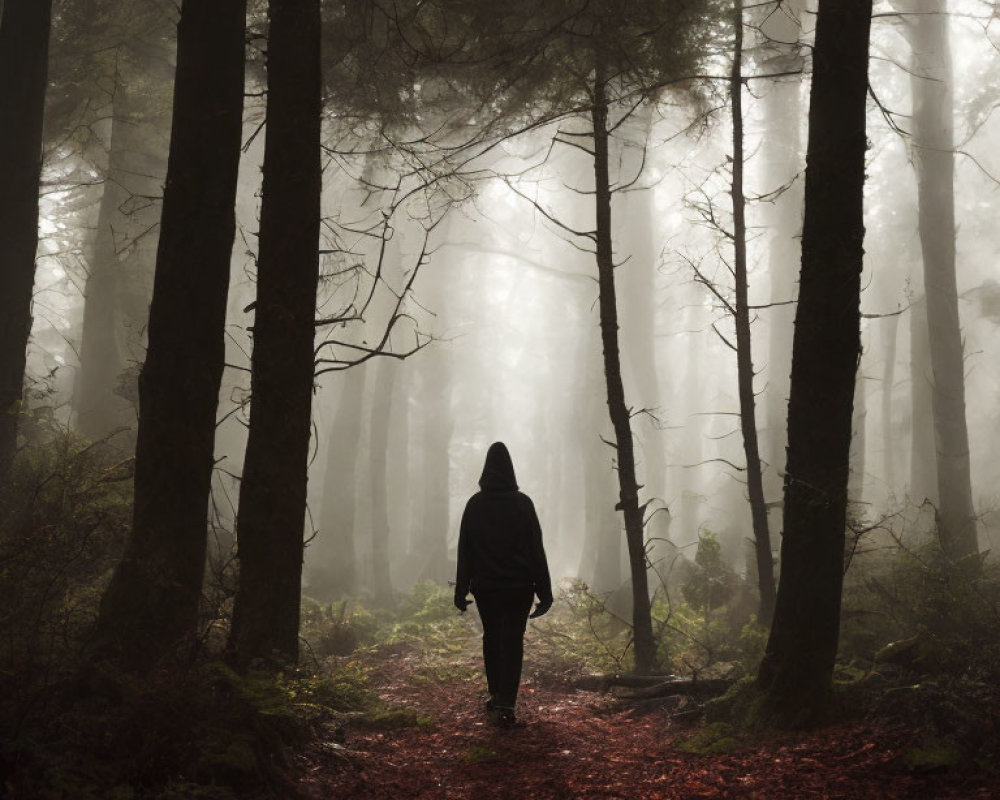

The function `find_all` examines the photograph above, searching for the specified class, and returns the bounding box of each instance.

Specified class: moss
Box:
[462,745,500,763]
[678,722,740,755]
[702,675,760,725]
[353,708,432,731]
[901,736,962,771]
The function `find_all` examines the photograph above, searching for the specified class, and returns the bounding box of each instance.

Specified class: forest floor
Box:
[292,638,1000,800]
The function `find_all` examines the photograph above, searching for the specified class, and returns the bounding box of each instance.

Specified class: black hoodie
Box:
[455,442,553,602]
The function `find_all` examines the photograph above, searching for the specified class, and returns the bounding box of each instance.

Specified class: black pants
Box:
[473,587,534,709]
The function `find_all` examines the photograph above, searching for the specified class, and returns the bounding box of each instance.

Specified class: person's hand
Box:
[529,598,552,619]
[454,591,470,613]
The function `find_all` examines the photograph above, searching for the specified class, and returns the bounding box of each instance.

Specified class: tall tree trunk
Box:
[757,0,806,533]
[757,0,872,725]
[0,0,53,477]
[229,0,321,668]
[900,0,978,559]
[592,71,656,674]
[880,314,899,495]
[308,367,366,599]
[94,0,247,670]
[368,357,396,605]
[731,0,776,625]
[418,353,453,582]
[75,61,170,440]
[909,295,938,503]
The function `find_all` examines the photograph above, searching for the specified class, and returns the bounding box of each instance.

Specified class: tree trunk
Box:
[757,0,872,725]
[880,314,899,494]
[758,0,806,533]
[308,367,366,600]
[229,0,321,669]
[902,0,978,559]
[75,60,170,441]
[908,295,938,504]
[94,0,247,671]
[368,357,396,606]
[592,72,656,674]
[418,354,453,583]
[0,0,53,477]
[731,0,776,626]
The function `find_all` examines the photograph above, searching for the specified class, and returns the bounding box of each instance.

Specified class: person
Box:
[454,441,553,728]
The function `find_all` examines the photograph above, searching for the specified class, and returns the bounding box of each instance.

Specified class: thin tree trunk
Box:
[909,296,938,503]
[731,0,776,625]
[368,357,395,605]
[902,0,978,559]
[94,0,247,671]
[0,0,53,477]
[881,314,899,494]
[757,0,872,725]
[592,70,656,674]
[229,0,321,668]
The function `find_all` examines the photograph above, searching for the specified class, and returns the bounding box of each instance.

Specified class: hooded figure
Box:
[455,441,553,727]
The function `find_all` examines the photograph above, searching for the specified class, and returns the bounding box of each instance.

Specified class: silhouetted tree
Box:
[94,0,247,670]
[757,0,873,725]
[894,0,978,560]
[229,0,322,668]
[729,0,776,625]
[0,0,54,477]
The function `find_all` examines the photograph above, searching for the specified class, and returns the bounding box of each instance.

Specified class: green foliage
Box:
[4,657,380,799]
[0,429,132,727]
[839,540,1000,675]
[834,536,1000,767]
[680,532,737,614]
[524,578,634,681]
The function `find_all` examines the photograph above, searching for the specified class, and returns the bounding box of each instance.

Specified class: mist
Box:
[4,0,1000,795]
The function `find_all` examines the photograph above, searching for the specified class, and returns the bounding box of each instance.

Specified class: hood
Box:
[478,441,518,492]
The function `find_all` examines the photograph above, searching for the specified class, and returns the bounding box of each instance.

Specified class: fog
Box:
[23,0,1000,606]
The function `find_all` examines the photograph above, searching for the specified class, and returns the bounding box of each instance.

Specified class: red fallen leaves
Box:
[296,656,999,800]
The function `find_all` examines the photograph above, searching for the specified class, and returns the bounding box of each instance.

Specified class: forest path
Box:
[293,641,995,800]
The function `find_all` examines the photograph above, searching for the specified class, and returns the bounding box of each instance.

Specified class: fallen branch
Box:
[574,673,731,698]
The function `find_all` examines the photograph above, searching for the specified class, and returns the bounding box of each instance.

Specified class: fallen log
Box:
[621,678,730,699]
[574,673,731,698]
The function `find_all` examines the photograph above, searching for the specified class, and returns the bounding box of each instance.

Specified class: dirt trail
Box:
[295,648,997,800]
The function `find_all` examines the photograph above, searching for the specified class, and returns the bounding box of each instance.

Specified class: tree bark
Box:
[94,0,247,671]
[0,0,53,477]
[229,0,321,668]
[757,0,872,725]
[901,0,978,559]
[730,0,776,626]
[592,71,656,674]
